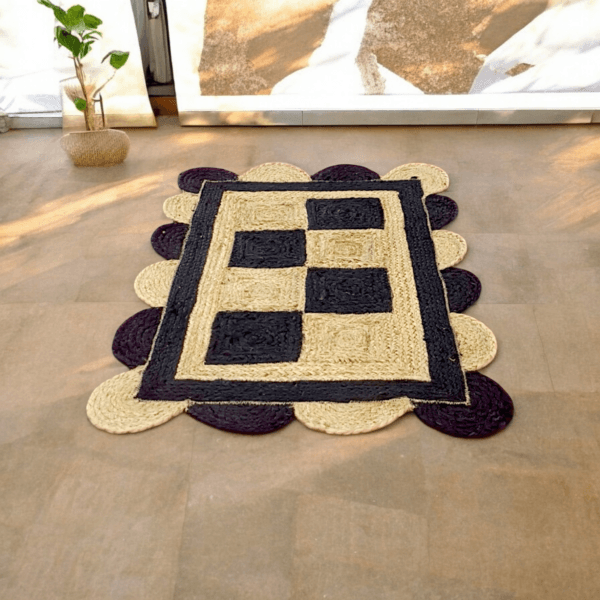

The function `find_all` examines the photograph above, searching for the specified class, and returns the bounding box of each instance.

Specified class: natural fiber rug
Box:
[88,162,513,437]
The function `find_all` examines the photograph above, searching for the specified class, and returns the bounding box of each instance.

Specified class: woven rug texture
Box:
[88,162,513,437]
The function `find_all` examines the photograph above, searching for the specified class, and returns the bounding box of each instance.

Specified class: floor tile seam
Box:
[532,304,559,395]
[0,300,148,308]
[536,301,600,393]
[473,302,556,394]
[0,299,83,308]
[579,304,600,340]
[517,233,600,275]
[451,229,526,236]
[0,301,54,308]
[73,299,149,305]
[170,424,198,600]
[578,305,600,394]
[475,299,568,305]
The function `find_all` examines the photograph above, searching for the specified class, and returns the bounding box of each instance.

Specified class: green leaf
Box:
[56,29,81,56]
[109,51,129,70]
[65,5,86,33]
[74,98,87,111]
[38,0,59,9]
[83,14,102,28]
[80,41,92,58]
[66,5,84,21]
[82,31,101,41]
[46,5,72,29]
[54,8,71,28]
[37,1,72,29]
[54,25,63,47]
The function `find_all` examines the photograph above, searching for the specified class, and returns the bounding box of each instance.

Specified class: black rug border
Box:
[138,180,466,404]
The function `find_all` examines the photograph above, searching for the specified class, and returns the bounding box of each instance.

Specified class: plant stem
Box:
[99,94,105,128]
[73,55,96,130]
[72,56,88,130]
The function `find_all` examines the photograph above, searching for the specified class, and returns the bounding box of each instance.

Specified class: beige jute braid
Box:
[382,163,449,195]
[87,367,188,434]
[134,260,179,307]
[306,229,384,268]
[239,162,312,182]
[220,268,306,312]
[432,230,467,269]
[450,313,498,371]
[294,398,414,435]
[163,192,199,223]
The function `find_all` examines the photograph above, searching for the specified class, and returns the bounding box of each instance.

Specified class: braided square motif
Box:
[304,268,393,314]
[229,230,307,268]
[205,311,303,365]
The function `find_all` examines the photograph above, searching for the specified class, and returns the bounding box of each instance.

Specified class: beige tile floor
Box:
[1,117,600,600]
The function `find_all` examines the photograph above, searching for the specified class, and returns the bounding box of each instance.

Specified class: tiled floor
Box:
[1,117,600,599]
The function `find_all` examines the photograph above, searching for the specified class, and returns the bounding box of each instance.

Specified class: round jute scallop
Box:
[187,403,295,434]
[151,223,189,260]
[134,260,179,307]
[87,367,187,434]
[177,167,238,193]
[425,194,459,229]
[163,192,198,224]
[413,372,513,438]
[311,164,380,181]
[112,307,163,369]
[239,162,312,182]
[441,267,481,313]
[294,398,414,435]
[450,312,498,372]
[382,163,449,195]
[432,230,467,269]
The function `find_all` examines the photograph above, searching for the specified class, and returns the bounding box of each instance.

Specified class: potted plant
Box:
[38,0,131,166]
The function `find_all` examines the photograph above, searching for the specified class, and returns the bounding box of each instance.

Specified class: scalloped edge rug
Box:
[87,162,513,438]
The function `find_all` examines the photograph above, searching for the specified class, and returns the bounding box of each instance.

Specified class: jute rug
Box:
[87,162,513,437]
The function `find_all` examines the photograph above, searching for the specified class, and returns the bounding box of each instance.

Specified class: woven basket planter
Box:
[61,128,130,167]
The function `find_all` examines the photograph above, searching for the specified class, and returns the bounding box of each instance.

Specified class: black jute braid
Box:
[425,194,459,229]
[305,268,393,314]
[151,223,189,260]
[229,230,307,268]
[205,311,303,365]
[306,197,384,230]
[186,404,295,434]
[112,308,163,369]
[413,372,514,438]
[177,167,238,193]
[311,164,380,181]
[441,267,482,313]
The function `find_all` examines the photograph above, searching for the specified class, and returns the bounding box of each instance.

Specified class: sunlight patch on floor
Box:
[0,173,163,247]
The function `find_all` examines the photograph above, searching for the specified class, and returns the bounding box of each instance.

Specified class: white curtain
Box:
[130,0,173,84]
[130,0,150,74]
[0,0,62,114]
